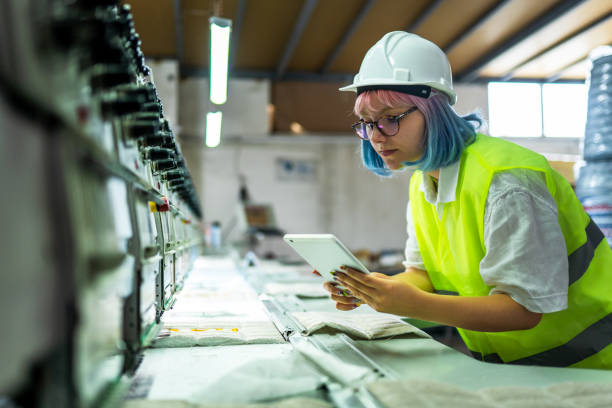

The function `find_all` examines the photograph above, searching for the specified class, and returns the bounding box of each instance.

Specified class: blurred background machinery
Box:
[0,1,204,406]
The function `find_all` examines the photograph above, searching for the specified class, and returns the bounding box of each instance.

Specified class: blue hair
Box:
[359,91,482,177]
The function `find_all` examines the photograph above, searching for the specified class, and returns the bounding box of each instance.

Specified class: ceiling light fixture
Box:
[209,16,232,105]
[206,111,223,147]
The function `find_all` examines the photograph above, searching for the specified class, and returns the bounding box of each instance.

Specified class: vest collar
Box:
[419,159,461,206]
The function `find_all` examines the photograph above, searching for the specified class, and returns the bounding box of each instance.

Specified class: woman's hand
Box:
[317,270,361,310]
[322,280,362,311]
[332,266,425,316]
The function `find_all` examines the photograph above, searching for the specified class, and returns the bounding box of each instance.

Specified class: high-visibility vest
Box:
[409,134,612,368]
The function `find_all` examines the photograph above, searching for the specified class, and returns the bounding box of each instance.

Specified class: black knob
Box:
[141,102,163,114]
[146,148,175,161]
[167,179,186,188]
[116,85,157,103]
[101,94,142,117]
[163,171,185,181]
[161,119,171,132]
[128,112,162,122]
[154,159,177,172]
[90,64,134,91]
[142,131,173,147]
[125,120,161,139]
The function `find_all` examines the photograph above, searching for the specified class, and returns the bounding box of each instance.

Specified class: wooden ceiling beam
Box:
[320,0,377,74]
[229,0,247,72]
[173,0,184,64]
[455,0,587,82]
[276,0,319,79]
[404,0,445,32]
[443,0,513,53]
[545,57,587,83]
[502,9,612,81]
[182,67,353,82]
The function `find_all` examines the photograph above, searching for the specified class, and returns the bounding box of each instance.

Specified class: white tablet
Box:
[283,234,370,293]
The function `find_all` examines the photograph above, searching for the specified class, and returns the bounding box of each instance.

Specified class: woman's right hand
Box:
[323,281,361,311]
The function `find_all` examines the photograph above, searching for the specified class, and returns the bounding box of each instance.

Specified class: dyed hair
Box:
[355,90,482,176]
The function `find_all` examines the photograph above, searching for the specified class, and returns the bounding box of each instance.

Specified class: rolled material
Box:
[584,47,612,161]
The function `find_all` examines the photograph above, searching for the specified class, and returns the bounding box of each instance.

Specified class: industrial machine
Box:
[0,1,204,406]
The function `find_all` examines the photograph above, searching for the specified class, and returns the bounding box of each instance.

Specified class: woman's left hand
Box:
[334,266,424,316]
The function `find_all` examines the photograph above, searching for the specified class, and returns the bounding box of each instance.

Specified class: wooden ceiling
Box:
[126,0,612,83]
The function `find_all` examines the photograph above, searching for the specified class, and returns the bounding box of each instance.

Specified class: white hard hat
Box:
[339,31,457,105]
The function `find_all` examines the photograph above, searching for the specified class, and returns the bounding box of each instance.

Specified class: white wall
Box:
[188,138,414,252]
[179,77,270,138]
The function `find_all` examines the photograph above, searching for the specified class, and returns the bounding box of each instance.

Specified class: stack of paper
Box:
[291,311,431,340]
[153,319,284,347]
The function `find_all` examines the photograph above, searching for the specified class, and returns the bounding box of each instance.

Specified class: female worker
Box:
[325,31,612,369]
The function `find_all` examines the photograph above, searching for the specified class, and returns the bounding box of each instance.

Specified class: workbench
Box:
[122,254,612,408]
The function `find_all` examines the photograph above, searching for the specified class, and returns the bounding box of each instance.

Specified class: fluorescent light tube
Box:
[209,17,232,105]
[206,111,222,147]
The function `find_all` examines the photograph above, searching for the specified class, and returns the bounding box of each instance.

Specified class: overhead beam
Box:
[183,65,587,84]
[466,76,584,84]
[320,0,377,74]
[404,0,445,32]
[443,0,513,53]
[502,9,612,81]
[173,0,184,64]
[182,67,354,82]
[276,0,318,79]
[455,0,586,82]
[229,0,247,72]
[545,56,591,83]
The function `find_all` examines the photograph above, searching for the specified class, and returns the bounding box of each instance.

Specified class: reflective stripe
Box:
[470,311,612,367]
[470,350,502,364]
[435,290,459,296]
[434,221,603,297]
[568,218,604,285]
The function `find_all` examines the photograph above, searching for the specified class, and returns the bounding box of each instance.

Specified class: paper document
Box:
[291,311,431,340]
[153,319,285,347]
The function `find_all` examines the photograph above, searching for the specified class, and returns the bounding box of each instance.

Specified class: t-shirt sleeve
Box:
[480,170,568,313]
[403,200,426,271]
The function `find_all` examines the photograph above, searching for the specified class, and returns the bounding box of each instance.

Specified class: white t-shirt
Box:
[403,159,569,313]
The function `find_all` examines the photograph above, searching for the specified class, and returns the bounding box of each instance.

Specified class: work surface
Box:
[123,255,612,408]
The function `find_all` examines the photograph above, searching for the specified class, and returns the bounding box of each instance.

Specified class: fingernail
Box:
[332,277,338,282]
[329,271,335,276]
[343,290,351,296]
[337,290,343,296]
[340,265,346,270]
[355,302,361,307]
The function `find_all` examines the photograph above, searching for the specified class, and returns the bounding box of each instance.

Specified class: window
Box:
[542,83,587,138]
[488,82,587,138]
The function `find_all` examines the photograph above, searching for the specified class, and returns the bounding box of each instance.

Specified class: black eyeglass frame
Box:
[351,106,419,140]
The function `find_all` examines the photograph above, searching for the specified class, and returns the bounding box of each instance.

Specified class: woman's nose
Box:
[368,126,386,142]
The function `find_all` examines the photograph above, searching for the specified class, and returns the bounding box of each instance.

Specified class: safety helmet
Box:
[339,31,457,105]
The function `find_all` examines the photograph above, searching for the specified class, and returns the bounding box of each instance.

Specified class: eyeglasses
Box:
[351,107,418,140]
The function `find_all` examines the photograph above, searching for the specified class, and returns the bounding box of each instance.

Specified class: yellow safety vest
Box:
[409,134,612,369]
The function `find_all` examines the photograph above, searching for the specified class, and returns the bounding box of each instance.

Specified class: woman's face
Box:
[360,96,427,170]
